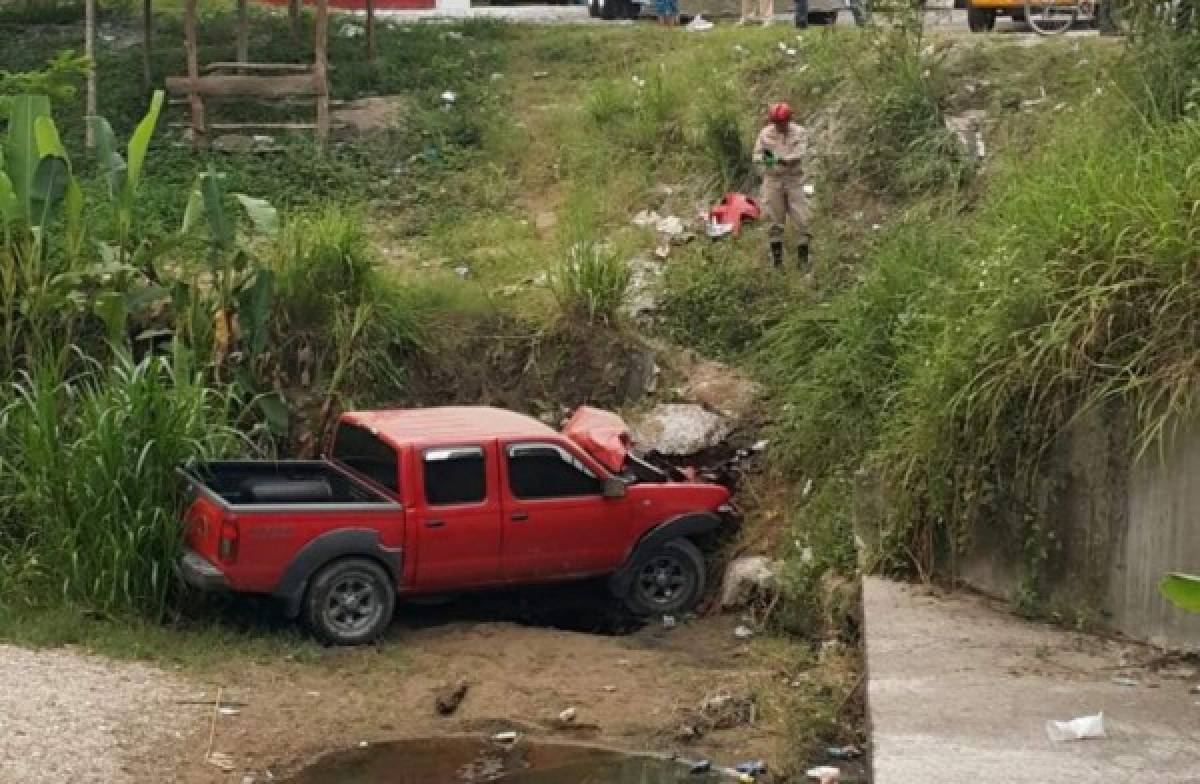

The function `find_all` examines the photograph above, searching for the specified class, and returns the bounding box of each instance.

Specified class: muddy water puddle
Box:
[283,737,725,784]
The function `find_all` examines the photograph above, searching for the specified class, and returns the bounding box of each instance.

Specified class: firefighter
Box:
[753,102,811,271]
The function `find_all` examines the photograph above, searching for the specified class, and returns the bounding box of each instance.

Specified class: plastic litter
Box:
[441,91,457,104]
[1111,676,1139,687]
[688,760,712,774]
[686,14,714,30]
[491,731,519,744]
[826,745,861,760]
[735,760,767,775]
[1046,712,1106,742]
[806,766,839,783]
[706,219,734,239]
[802,184,815,196]
[734,625,755,640]
[558,707,577,723]
[662,615,677,630]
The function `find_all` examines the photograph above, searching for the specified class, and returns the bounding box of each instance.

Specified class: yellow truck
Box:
[965,0,1028,30]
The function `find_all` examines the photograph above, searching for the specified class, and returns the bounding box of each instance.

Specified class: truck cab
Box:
[180,406,734,645]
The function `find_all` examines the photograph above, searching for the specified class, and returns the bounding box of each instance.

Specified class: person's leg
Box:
[794,0,808,27]
[763,178,786,269]
[788,180,812,271]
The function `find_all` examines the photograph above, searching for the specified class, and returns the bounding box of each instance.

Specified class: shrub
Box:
[552,241,630,326]
[0,349,239,619]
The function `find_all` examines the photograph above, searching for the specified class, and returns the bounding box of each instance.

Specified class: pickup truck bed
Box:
[181,460,393,507]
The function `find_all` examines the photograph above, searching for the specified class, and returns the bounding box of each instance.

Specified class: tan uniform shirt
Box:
[754,122,808,178]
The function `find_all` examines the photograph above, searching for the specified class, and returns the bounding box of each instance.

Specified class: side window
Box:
[424,447,486,506]
[507,443,603,500]
[331,423,399,493]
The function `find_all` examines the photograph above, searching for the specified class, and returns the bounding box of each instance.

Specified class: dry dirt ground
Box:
[1,607,793,783]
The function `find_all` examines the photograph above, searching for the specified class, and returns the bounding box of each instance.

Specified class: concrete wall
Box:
[959,405,1200,649]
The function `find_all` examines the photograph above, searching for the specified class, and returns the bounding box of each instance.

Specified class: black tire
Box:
[599,0,622,19]
[303,557,395,646]
[624,0,641,19]
[811,10,838,24]
[622,539,706,617]
[967,5,997,30]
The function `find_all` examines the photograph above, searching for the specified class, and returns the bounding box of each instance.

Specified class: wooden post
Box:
[142,0,153,88]
[85,0,96,148]
[236,0,249,67]
[314,0,330,144]
[289,0,302,41]
[365,0,376,61]
[183,0,207,149]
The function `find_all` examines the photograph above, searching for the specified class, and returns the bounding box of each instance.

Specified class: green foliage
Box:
[660,246,788,361]
[1160,573,1200,614]
[0,349,239,619]
[0,0,84,24]
[0,50,87,117]
[552,241,630,327]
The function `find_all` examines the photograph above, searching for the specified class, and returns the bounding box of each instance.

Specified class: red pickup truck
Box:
[179,406,735,644]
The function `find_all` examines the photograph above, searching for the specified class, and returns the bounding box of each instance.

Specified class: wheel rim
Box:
[635,554,692,608]
[322,570,384,637]
[1026,0,1077,33]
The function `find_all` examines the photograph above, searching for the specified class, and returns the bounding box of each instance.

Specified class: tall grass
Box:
[552,241,630,326]
[0,348,239,619]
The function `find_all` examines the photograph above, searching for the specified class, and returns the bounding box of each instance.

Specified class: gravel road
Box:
[0,644,196,784]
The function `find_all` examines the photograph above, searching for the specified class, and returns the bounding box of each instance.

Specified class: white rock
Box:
[720,556,778,608]
[558,707,577,723]
[631,403,732,456]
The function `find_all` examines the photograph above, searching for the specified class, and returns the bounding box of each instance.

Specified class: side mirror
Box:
[603,478,627,499]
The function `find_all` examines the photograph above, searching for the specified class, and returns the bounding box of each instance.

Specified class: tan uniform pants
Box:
[740,0,775,22]
[763,174,810,242]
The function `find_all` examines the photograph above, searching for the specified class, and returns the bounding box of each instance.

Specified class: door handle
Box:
[425,519,446,529]
[510,512,529,522]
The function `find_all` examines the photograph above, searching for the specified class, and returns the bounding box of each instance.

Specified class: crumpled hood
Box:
[562,406,630,474]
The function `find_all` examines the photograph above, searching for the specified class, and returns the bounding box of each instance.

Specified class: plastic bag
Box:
[1045,712,1106,742]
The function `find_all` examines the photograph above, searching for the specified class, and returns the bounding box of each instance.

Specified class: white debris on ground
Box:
[720,555,779,609]
[944,109,988,162]
[631,403,733,456]
[0,644,195,784]
[623,254,666,324]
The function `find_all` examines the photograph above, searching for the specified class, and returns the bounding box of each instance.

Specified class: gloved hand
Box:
[762,149,778,168]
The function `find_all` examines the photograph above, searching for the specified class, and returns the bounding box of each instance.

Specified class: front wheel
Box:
[303,557,396,645]
[967,5,996,30]
[622,539,707,616]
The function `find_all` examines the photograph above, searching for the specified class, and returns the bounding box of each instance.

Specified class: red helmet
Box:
[768,102,792,124]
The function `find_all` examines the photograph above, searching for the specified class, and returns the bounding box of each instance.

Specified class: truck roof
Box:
[341,406,559,447]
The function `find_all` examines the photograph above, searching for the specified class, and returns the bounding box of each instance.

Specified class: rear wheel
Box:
[622,539,706,616]
[303,557,395,646]
[967,5,997,30]
[810,10,838,23]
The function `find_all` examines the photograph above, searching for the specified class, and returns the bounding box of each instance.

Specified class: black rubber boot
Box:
[770,241,784,269]
[797,242,810,271]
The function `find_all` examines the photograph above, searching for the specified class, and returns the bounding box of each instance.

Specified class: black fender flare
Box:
[608,512,722,598]
[273,528,403,618]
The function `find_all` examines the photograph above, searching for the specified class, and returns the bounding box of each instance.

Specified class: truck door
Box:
[500,441,628,581]
[413,443,503,589]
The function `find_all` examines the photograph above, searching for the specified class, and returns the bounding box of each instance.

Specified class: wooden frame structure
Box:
[164,0,332,149]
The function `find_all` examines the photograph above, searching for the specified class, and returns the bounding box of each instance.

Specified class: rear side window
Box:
[331,423,399,493]
[507,442,602,499]
[424,447,486,505]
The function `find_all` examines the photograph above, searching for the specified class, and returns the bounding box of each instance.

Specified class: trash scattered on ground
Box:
[751,439,768,452]
[653,243,671,260]
[441,90,457,105]
[218,706,240,716]
[657,215,685,237]
[491,731,520,745]
[1111,676,1139,688]
[208,752,236,772]
[632,75,647,88]
[358,740,369,748]
[1046,712,1106,742]
[720,556,778,609]
[441,30,464,39]
[802,184,815,196]
[944,109,988,162]
[734,625,755,640]
[435,678,470,716]
[735,760,767,775]
[1021,86,1048,111]
[631,403,732,456]
[697,693,757,729]
[826,745,861,760]
[558,707,578,724]
[662,615,677,630]
[686,14,714,30]
[676,723,703,742]
[806,766,840,783]
[688,759,712,774]
[454,265,469,279]
[706,219,734,239]
[533,71,550,79]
